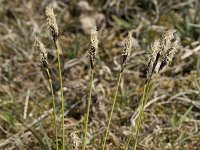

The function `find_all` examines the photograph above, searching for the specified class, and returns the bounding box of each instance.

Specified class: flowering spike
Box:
[121,30,134,72]
[88,26,99,69]
[46,6,59,41]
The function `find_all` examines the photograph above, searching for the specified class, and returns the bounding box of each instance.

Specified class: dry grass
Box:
[0,0,200,149]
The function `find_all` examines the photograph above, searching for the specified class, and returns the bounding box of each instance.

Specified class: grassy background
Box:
[0,0,200,149]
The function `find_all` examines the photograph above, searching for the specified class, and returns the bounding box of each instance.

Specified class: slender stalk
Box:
[133,83,149,150]
[83,68,94,150]
[102,72,123,150]
[133,80,157,150]
[124,83,148,150]
[54,40,65,150]
[125,80,156,150]
[46,69,59,150]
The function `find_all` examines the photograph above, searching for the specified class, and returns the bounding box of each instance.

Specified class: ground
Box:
[0,0,200,150]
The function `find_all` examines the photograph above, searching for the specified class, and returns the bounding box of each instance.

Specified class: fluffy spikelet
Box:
[161,28,177,54]
[146,39,161,81]
[121,30,134,72]
[90,26,99,51]
[45,6,59,41]
[146,28,179,81]
[167,38,179,63]
[122,30,134,56]
[162,28,176,43]
[70,132,82,150]
[88,26,98,69]
[34,37,48,69]
[149,39,161,60]
[163,28,178,57]
[159,29,179,71]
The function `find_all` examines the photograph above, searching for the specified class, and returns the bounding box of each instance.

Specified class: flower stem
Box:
[83,68,94,150]
[46,69,59,150]
[124,84,147,150]
[54,40,65,150]
[133,80,157,150]
[133,83,149,150]
[102,72,123,150]
[125,80,156,150]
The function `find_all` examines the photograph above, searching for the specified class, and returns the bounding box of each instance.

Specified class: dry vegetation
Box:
[0,0,200,150]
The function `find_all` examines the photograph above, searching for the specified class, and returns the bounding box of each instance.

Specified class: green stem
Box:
[54,40,65,150]
[83,69,94,150]
[102,72,123,150]
[133,84,148,150]
[46,69,59,150]
[125,80,155,150]
[133,80,156,150]
[124,84,147,150]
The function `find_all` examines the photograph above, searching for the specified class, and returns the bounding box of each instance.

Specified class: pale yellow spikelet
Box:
[88,26,98,69]
[168,38,179,62]
[34,37,48,69]
[159,29,179,71]
[90,26,99,50]
[121,30,134,72]
[45,6,59,40]
[122,30,134,56]
[149,39,161,60]
[161,28,177,53]
[70,131,82,150]
[163,28,176,41]
[146,39,161,81]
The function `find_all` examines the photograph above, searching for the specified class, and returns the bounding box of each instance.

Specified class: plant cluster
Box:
[34,6,179,150]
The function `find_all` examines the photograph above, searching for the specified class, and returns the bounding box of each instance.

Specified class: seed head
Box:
[88,26,98,69]
[45,6,59,41]
[146,39,161,81]
[90,26,99,51]
[166,38,179,63]
[163,28,177,43]
[159,29,179,71]
[34,37,48,69]
[160,28,176,54]
[121,30,134,72]
[70,132,82,150]
[122,30,134,56]
[146,28,179,82]
[148,39,161,63]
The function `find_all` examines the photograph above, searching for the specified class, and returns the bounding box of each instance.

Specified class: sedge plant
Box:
[45,6,66,150]
[34,38,59,150]
[83,26,99,150]
[102,30,134,150]
[125,29,179,150]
